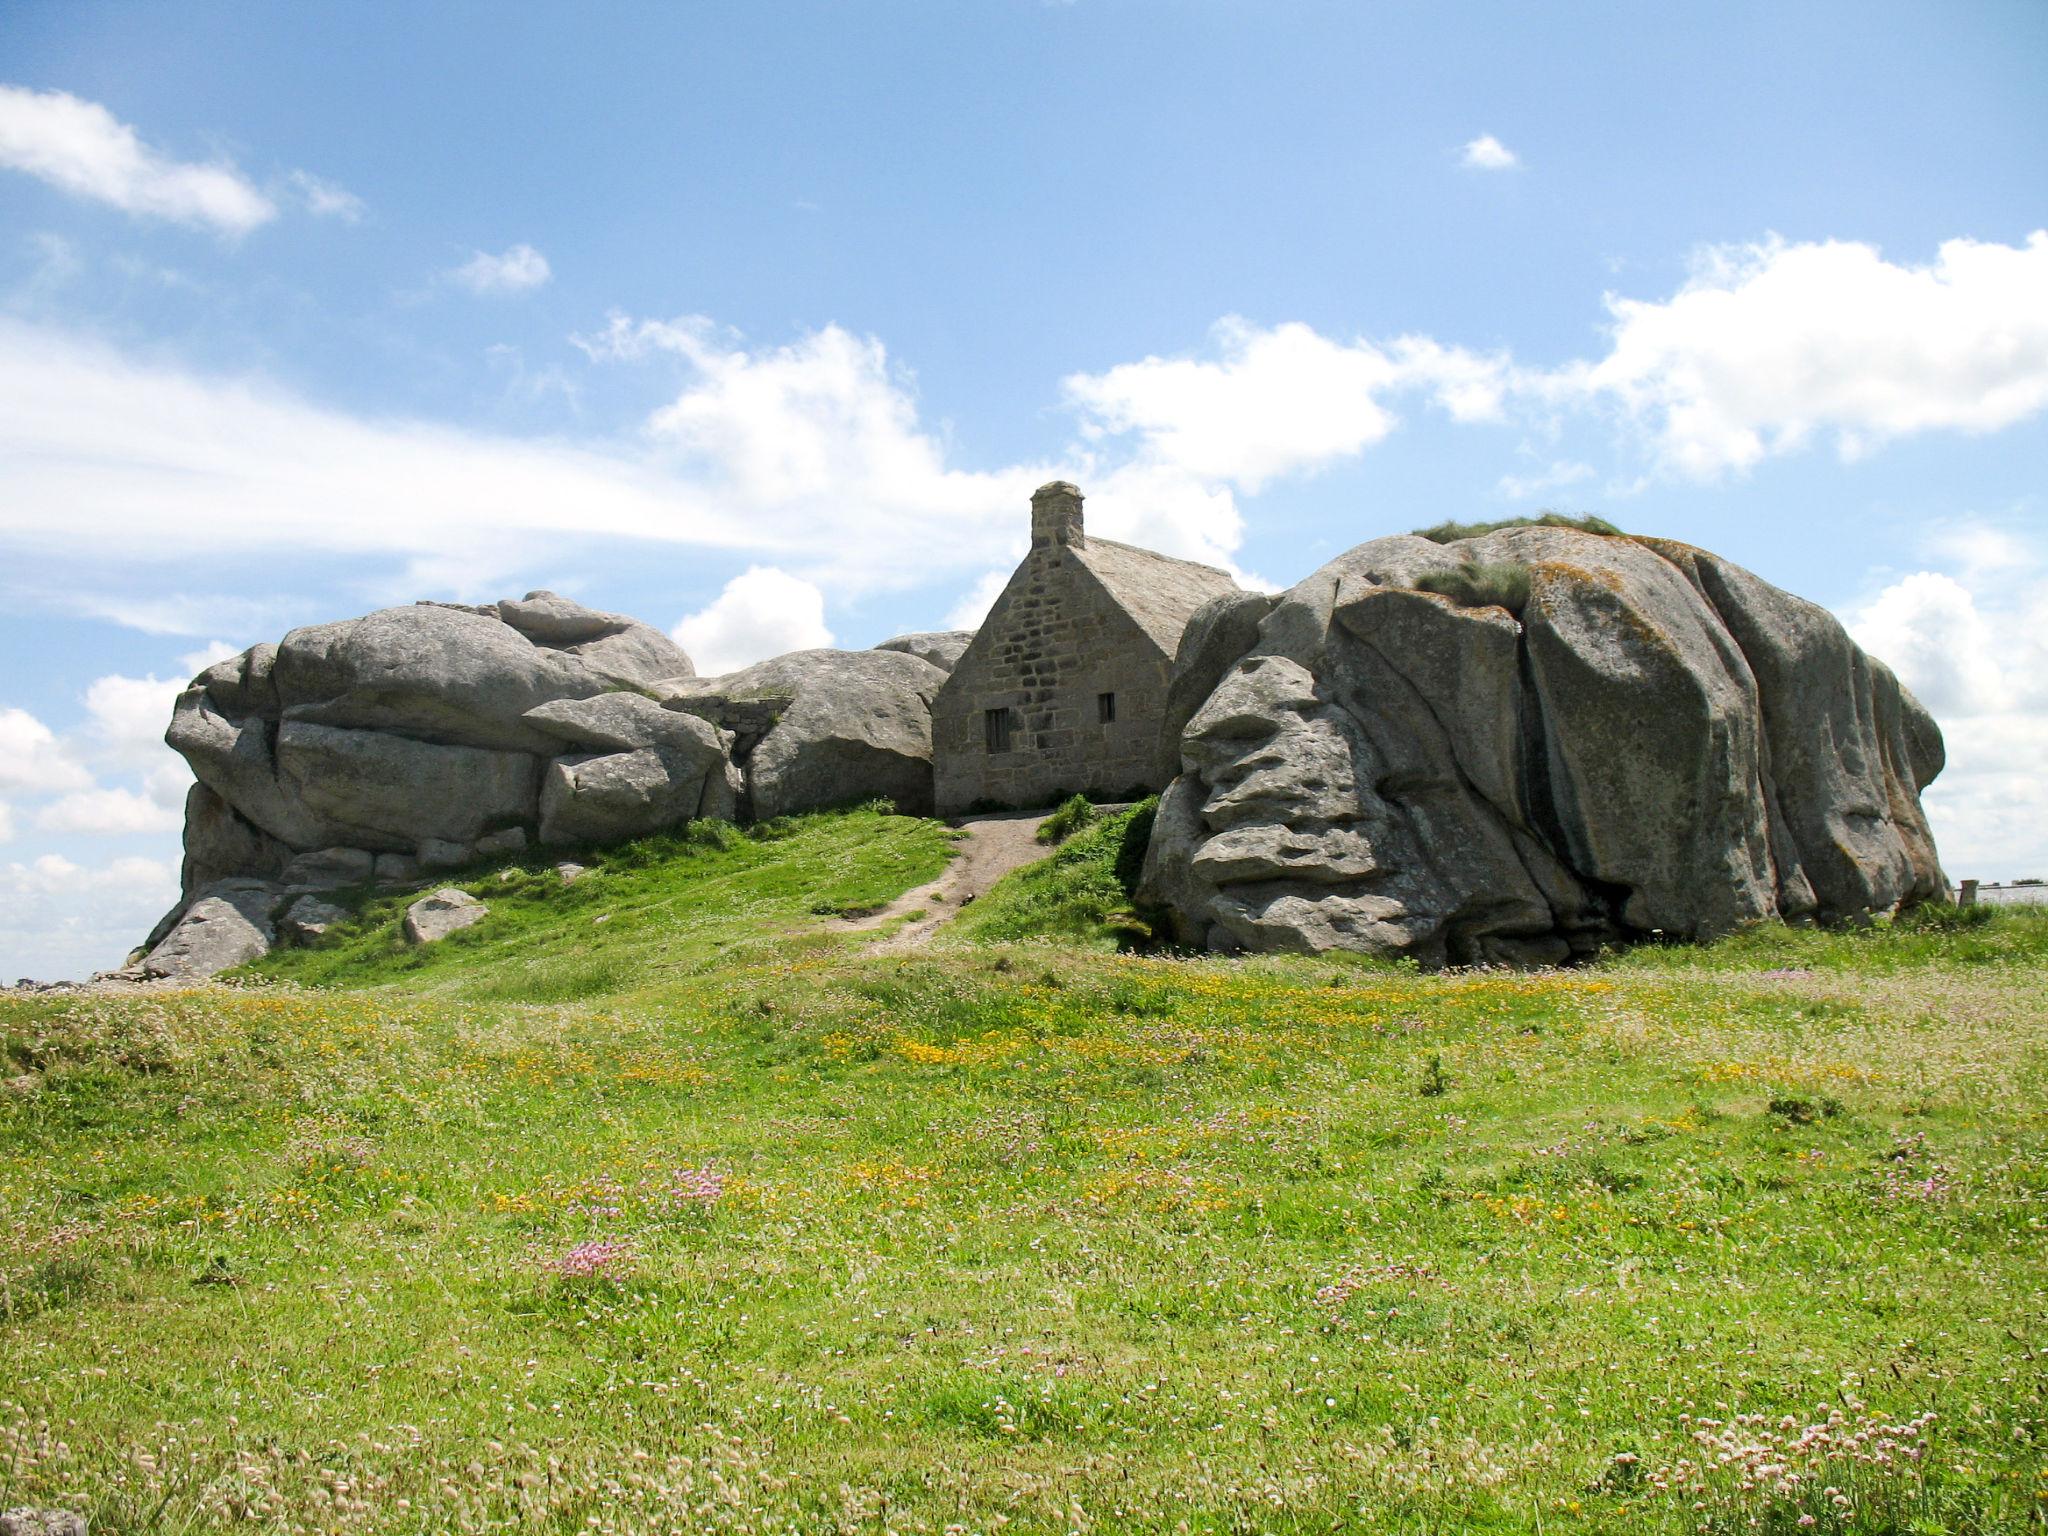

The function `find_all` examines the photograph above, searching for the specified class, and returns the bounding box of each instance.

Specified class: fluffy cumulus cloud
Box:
[1848,523,2048,883]
[34,786,181,836]
[672,566,835,677]
[0,84,275,235]
[1063,317,1508,495]
[0,853,179,982]
[1566,232,2048,477]
[1461,134,1519,171]
[0,671,193,840]
[0,706,92,796]
[82,672,186,771]
[451,243,552,295]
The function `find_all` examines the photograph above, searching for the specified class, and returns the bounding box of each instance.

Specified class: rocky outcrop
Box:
[875,631,975,674]
[523,692,731,845]
[154,593,706,944]
[1140,527,1947,964]
[142,880,279,980]
[662,648,949,819]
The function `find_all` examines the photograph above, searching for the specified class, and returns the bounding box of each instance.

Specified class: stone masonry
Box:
[931,482,1239,813]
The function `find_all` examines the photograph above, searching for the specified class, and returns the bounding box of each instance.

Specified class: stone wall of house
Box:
[932,485,1172,812]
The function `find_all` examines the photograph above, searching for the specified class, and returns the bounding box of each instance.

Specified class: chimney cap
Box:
[1032,480,1083,502]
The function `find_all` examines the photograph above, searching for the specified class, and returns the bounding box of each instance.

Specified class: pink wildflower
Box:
[550,1239,634,1279]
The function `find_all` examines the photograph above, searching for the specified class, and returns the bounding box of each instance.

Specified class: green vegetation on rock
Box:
[2,808,2044,1534]
[1414,557,1535,615]
[1411,510,1624,543]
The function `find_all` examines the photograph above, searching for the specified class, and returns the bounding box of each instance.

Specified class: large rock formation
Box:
[148,593,710,975]
[1140,527,1946,964]
[146,597,957,977]
[662,648,949,820]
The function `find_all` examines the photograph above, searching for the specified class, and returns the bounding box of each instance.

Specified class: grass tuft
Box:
[1415,558,1534,615]
[1411,510,1623,543]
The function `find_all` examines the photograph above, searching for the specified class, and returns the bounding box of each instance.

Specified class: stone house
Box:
[932,481,1240,813]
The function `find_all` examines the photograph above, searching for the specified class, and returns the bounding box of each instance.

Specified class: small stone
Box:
[402,888,488,945]
[555,862,589,884]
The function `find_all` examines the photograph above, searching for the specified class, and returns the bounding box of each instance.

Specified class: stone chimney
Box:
[1030,480,1085,550]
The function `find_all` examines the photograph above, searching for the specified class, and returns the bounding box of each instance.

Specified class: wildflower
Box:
[549,1239,634,1279]
[659,1166,726,1209]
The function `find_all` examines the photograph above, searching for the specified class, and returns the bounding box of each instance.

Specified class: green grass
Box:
[1035,791,1098,846]
[953,798,1158,948]
[1412,511,1624,544]
[1414,558,1534,615]
[245,805,958,997]
[2,811,2045,1534]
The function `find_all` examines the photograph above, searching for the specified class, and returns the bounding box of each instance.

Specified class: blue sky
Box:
[2,1,2044,977]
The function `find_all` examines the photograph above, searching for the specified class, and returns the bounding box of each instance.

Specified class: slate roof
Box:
[1071,537,1241,657]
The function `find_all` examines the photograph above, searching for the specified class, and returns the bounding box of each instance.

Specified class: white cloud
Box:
[0,852,179,983]
[62,592,290,640]
[1065,319,1403,492]
[0,316,753,585]
[944,569,1011,631]
[0,800,12,843]
[0,85,275,235]
[1848,526,2048,883]
[673,566,835,676]
[34,786,182,836]
[1498,459,1596,500]
[1850,572,2010,718]
[288,169,364,222]
[1062,317,1508,496]
[0,707,92,796]
[81,672,184,771]
[1461,134,1519,171]
[1568,232,2048,477]
[178,640,243,675]
[451,244,551,295]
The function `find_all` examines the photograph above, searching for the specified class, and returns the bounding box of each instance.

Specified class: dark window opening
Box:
[1097,691,1117,725]
[984,708,1015,753]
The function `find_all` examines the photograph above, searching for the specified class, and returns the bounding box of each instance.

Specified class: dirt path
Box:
[843,810,1054,951]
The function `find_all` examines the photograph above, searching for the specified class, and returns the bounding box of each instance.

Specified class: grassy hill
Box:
[2,807,2045,1534]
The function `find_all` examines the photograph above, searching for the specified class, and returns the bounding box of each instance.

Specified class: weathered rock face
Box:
[1140,527,1947,963]
[662,649,949,819]
[155,593,704,943]
[874,631,975,674]
[142,880,280,980]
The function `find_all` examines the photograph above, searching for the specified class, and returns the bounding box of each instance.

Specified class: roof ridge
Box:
[1079,535,1235,581]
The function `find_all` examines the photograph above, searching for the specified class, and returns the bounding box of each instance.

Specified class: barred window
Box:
[1097,692,1117,725]
[984,708,1015,753]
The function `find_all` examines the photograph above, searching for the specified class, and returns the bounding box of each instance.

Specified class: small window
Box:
[984,707,1014,754]
[1097,691,1117,725]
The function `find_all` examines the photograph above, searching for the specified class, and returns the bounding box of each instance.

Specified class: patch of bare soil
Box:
[842,810,1055,951]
